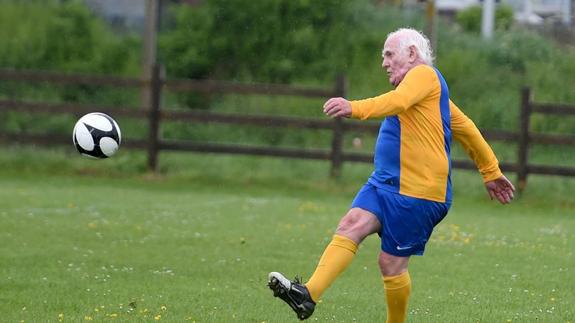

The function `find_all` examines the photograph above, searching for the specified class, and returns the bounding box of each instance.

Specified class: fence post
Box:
[330,73,347,178]
[517,86,531,192]
[147,64,163,172]
[141,0,160,111]
[425,0,437,53]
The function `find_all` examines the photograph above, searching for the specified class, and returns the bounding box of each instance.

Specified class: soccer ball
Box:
[73,112,121,158]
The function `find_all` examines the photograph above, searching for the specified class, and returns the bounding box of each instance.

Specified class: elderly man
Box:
[268,28,515,322]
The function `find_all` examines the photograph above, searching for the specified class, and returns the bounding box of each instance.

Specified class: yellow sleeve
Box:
[450,100,503,182]
[350,65,437,120]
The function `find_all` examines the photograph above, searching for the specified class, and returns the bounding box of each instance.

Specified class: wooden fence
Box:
[1,67,575,190]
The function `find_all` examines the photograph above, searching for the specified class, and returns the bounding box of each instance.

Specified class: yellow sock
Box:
[383,271,411,323]
[304,234,358,302]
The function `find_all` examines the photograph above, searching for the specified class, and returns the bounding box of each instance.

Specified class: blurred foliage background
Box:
[0,0,574,158]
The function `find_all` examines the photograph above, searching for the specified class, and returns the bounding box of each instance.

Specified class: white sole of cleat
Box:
[268,272,292,289]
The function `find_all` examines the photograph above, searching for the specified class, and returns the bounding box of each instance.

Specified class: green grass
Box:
[0,146,574,322]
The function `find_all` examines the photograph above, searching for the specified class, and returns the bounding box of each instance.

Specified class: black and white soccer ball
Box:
[73,112,121,159]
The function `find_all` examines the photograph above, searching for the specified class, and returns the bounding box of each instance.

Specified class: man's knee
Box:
[379,251,409,276]
[335,208,379,244]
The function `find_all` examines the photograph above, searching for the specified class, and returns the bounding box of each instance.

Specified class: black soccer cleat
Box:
[268,272,316,320]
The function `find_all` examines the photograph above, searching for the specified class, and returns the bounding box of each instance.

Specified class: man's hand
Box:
[485,175,515,204]
[323,97,352,118]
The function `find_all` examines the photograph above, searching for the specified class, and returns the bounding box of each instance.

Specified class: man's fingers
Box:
[486,176,516,204]
[325,105,340,117]
[500,185,514,203]
[495,191,503,203]
[489,187,507,204]
[506,188,514,201]
[323,98,342,113]
[488,189,496,201]
[499,177,516,192]
[324,99,346,117]
[323,102,339,116]
[334,109,347,118]
[497,189,512,204]
[496,191,507,204]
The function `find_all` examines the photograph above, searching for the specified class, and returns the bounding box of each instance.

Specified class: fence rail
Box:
[1,68,575,190]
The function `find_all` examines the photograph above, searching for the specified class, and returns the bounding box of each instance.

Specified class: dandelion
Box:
[58,313,64,321]
[154,314,161,320]
[161,305,167,311]
[84,316,93,321]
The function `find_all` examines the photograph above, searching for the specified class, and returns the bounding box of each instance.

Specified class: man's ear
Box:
[408,45,418,63]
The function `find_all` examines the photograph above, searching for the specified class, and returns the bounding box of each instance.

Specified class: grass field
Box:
[0,147,574,322]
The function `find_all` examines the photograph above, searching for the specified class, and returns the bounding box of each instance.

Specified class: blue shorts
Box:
[351,183,450,257]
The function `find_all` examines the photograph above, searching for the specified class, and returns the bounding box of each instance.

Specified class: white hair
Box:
[387,28,434,65]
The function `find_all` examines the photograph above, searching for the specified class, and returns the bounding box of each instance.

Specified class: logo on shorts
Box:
[396,245,412,251]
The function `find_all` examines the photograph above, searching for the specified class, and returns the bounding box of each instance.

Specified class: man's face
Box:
[382,36,411,87]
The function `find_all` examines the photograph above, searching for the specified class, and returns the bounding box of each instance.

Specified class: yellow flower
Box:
[84,316,93,321]
[58,313,64,321]
[154,314,161,320]
[161,305,167,311]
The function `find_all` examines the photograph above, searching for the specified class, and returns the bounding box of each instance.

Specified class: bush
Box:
[436,27,575,132]
[456,4,514,33]
[159,0,424,111]
[159,0,424,85]
[160,0,359,83]
[0,0,139,74]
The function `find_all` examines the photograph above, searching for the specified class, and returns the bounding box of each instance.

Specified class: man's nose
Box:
[382,58,390,68]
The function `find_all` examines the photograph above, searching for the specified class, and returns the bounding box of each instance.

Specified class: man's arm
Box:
[450,100,515,204]
[323,65,437,119]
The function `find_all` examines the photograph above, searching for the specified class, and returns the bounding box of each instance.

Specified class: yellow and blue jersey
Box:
[351,65,502,203]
